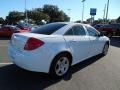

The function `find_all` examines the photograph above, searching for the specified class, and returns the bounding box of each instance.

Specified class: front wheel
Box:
[49,53,71,78]
[107,33,113,38]
[102,43,109,56]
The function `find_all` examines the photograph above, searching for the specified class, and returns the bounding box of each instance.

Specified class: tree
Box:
[5,4,69,24]
[116,16,120,23]
[75,20,81,23]
[6,11,24,24]
[27,10,50,24]
[108,19,116,24]
[43,4,70,22]
[86,18,92,23]
[92,18,104,25]
[0,17,4,24]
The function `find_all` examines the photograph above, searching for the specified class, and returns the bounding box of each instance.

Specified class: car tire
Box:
[49,53,71,78]
[107,33,113,38]
[102,43,109,56]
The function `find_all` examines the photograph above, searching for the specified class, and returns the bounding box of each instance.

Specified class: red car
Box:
[94,24,119,37]
[0,25,29,37]
[17,23,31,31]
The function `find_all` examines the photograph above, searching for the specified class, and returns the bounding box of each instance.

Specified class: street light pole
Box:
[82,1,84,22]
[106,0,109,23]
[81,0,85,22]
[81,0,85,23]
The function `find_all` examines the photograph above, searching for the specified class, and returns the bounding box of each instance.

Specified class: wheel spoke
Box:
[55,66,61,75]
[61,68,65,74]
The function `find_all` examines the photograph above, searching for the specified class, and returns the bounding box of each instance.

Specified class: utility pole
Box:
[106,0,110,23]
[67,9,71,22]
[81,0,86,23]
[103,4,106,24]
[25,0,28,23]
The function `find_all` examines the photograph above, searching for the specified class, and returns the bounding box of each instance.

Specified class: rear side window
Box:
[31,23,66,35]
[73,26,86,35]
[65,28,74,35]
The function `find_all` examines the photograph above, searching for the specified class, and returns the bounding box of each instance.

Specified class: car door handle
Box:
[70,40,78,42]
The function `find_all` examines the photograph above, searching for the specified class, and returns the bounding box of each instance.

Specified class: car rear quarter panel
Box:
[40,36,72,70]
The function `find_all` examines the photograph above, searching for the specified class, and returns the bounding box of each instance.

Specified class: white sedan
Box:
[8,22,110,77]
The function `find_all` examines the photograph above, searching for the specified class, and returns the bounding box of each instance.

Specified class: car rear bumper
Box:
[8,44,52,73]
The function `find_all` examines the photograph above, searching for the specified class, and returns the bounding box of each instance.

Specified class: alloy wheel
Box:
[55,57,70,76]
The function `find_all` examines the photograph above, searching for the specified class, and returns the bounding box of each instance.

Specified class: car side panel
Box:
[63,35,91,65]
[8,35,72,73]
[40,36,72,71]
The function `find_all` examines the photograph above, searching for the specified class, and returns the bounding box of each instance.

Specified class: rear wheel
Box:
[50,53,71,78]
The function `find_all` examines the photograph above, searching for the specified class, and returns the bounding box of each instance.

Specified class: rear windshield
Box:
[31,23,66,35]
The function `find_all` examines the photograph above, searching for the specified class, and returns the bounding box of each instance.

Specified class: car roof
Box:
[49,22,91,28]
[52,22,91,35]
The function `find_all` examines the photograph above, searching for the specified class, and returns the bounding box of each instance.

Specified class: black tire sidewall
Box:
[102,43,109,55]
[49,53,71,78]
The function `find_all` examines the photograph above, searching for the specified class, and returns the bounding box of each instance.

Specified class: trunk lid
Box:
[10,33,50,51]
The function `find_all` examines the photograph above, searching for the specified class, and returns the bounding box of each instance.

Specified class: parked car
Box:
[17,23,31,31]
[110,24,120,36]
[94,24,104,28]
[94,24,120,37]
[0,24,2,28]
[31,25,40,31]
[0,25,29,37]
[8,22,110,77]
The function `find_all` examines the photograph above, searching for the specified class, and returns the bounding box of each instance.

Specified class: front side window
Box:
[85,26,100,37]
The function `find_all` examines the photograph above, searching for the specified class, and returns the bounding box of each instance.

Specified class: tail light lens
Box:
[24,37,44,50]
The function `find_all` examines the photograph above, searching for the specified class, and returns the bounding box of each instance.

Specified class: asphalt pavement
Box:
[0,37,120,90]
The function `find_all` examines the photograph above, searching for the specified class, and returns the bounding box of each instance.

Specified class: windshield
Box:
[31,23,66,35]
[11,26,21,31]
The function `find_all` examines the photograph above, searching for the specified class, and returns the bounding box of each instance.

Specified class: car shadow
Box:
[0,37,11,40]
[110,37,120,48]
[0,54,103,90]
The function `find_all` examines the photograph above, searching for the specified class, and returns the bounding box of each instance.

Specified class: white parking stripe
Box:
[0,63,13,65]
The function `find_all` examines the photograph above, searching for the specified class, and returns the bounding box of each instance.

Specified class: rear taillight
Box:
[24,37,44,50]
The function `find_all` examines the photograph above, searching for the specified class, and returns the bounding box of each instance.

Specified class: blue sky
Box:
[0,0,120,21]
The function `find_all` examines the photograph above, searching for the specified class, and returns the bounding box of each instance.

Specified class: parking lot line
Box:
[0,63,13,65]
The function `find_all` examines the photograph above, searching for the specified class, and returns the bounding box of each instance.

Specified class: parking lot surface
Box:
[0,37,120,90]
